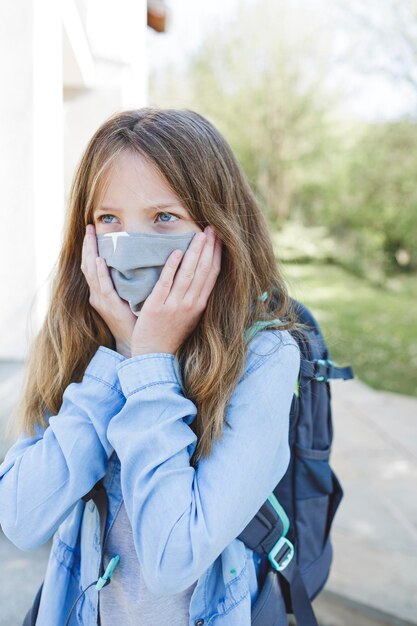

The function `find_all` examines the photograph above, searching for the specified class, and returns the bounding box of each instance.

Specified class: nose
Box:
[122,219,153,234]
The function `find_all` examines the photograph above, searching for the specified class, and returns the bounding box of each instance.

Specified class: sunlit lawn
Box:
[281,261,417,398]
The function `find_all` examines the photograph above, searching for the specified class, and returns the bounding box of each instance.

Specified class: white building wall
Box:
[0,0,63,360]
[0,0,148,361]
[64,0,148,216]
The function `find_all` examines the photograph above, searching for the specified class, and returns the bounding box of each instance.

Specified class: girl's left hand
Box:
[130,225,222,357]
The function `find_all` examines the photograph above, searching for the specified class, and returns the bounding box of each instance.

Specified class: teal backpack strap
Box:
[244,290,285,342]
[245,291,299,397]
[244,318,285,343]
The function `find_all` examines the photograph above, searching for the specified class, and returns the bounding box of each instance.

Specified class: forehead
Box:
[98,150,181,207]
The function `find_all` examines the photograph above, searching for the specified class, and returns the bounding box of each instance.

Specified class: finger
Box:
[183,228,216,301]
[147,248,185,305]
[199,236,222,302]
[85,225,100,281]
[95,256,133,312]
[82,225,103,298]
[96,257,118,298]
[167,231,207,300]
[81,230,95,285]
[81,228,89,269]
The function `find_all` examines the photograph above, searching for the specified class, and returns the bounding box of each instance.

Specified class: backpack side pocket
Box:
[294,444,342,569]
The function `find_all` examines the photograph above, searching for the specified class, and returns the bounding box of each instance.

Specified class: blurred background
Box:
[0,0,416,624]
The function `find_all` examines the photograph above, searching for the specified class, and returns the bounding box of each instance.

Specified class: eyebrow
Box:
[94,203,187,215]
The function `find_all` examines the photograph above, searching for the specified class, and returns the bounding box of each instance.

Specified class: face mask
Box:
[96,230,198,316]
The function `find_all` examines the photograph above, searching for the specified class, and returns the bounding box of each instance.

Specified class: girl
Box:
[0,108,305,626]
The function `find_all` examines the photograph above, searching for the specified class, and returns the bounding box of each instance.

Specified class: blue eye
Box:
[97,214,117,224]
[155,211,179,223]
[96,211,180,225]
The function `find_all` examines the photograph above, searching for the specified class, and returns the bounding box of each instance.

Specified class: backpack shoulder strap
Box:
[300,358,353,382]
[291,299,354,382]
[82,480,119,590]
[82,479,108,556]
[244,317,286,343]
[238,297,354,626]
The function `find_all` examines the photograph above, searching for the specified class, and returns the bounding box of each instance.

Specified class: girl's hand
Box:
[81,223,137,357]
[131,225,222,357]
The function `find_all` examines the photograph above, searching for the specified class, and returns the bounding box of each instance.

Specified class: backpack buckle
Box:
[268,536,294,572]
[95,554,120,590]
[313,358,333,382]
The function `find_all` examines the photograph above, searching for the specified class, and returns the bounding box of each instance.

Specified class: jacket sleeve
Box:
[0,346,126,551]
[106,330,300,595]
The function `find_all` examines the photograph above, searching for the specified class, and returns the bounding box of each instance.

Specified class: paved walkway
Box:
[0,362,416,624]
[325,377,417,624]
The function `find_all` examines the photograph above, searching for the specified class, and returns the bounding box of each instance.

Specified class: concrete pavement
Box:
[323,377,417,624]
[0,534,51,626]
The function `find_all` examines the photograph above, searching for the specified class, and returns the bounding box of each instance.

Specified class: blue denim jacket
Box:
[0,328,300,626]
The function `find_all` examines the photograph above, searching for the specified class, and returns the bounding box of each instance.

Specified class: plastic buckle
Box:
[268,536,294,572]
[95,554,120,590]
[313,358,333,382]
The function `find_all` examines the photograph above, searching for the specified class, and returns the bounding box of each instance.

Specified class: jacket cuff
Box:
[116,353,180,397]
[84,346,126,395]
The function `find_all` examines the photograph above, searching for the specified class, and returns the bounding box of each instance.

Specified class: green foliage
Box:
[283,261,417,398]
[310,121,417,276]
[149,0,417,280]
[151,0,338,228]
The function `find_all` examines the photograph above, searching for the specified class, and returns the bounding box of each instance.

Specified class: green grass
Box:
[281,261,417,398]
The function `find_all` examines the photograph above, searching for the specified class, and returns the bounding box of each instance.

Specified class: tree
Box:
[151,0,341,227]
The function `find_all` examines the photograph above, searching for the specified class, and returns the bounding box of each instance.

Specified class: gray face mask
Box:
[96,230,198,316]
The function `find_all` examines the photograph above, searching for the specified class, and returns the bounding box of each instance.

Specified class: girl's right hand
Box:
[81,223,136,358]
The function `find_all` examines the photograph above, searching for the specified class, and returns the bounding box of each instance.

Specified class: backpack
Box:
[22,297,354,626]
[238,296,354,625]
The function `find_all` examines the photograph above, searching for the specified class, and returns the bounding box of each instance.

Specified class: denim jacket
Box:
[0,328,300,626]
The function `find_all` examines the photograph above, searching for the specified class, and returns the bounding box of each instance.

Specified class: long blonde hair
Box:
[9,108,308,468]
